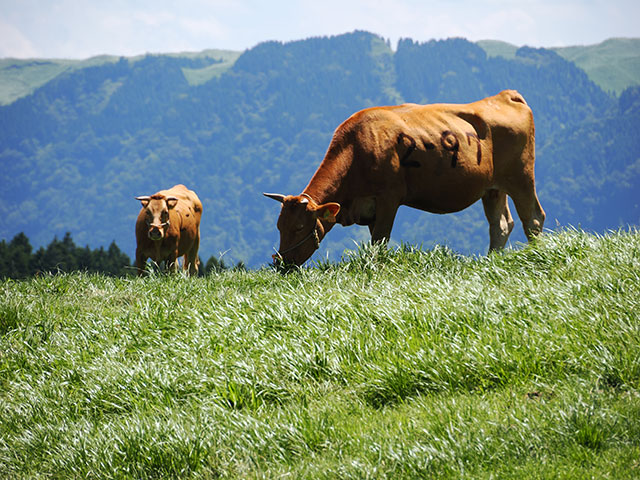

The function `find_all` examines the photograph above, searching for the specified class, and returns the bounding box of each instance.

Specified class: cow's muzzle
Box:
[272,225,320,268]
[148,221,170,240]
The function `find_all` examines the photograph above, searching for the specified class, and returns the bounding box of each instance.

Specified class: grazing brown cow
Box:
[135,184,202,275]
[265,90,545,266]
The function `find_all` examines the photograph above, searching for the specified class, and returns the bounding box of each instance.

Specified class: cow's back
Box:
[330,90,535,214]
[160,184,203,224]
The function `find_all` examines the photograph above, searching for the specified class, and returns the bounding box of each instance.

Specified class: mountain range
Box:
[1,32,638,267]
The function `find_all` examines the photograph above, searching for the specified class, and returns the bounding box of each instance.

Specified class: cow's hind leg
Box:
[183,251,199,276]
[509,180,545,242]
[482,189,514,252]
[185,235,200,276]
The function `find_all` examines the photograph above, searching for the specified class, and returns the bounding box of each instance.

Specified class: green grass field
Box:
[1,229,639,479]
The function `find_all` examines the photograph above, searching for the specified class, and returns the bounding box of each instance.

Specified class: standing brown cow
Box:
[135,184,202,275]
[265,90,545,266]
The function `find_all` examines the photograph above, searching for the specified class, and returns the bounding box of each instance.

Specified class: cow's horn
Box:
[135,195,151,201]
[263,193,286,203]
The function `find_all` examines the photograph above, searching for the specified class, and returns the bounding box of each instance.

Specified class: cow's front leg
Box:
[167,251,180,273]
[135,249,148,276]
[369,200,399,243]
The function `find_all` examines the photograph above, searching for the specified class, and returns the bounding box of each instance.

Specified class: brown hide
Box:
[135,184,203,275]
[265,90,545,266]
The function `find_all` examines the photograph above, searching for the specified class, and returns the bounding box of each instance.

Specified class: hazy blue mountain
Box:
[0,31,638,267]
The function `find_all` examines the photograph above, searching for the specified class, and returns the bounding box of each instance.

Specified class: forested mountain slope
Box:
[1,32,638,267]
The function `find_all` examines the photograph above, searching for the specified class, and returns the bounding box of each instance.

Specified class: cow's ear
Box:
[315,202,340,223]
[136,196,151,208]
[166,197,178,209]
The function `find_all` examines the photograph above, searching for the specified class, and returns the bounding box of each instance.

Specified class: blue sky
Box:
[1,0,639,59]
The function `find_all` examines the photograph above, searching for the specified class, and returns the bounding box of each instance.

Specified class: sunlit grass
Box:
[1,228,639,478]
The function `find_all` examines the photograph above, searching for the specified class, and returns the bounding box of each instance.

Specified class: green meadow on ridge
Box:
[1,229,639,478]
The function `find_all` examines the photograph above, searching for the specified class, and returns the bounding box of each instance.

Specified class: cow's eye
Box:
[296,224,305,231]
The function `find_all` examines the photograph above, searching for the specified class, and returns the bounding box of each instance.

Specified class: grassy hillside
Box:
[0,49,240,105]
[1,229,639,479]
[0,56,120,105]
[476,40,519,59]
[552,38,640,95]
[180,49,242,86]
[477,37,640,95]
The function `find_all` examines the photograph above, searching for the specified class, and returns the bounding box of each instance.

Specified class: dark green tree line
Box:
[0,232,242,278]
[0,232,132,278]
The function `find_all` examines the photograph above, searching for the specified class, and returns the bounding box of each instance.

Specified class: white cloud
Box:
[0,20,38,58]
[463,8,538,44]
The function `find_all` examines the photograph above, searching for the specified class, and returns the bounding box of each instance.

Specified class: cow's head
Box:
[264,193,340,267]
[136,194,178,241]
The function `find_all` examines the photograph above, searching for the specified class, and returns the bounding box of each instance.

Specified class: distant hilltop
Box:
[0,49,241,106]
[1,36,639,106]
[478,37,640,95]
